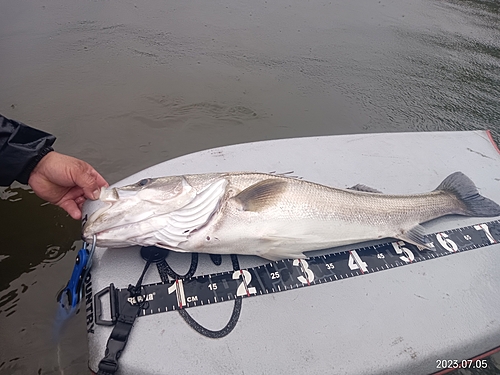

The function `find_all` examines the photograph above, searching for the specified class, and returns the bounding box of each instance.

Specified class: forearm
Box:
[0,114,56,186]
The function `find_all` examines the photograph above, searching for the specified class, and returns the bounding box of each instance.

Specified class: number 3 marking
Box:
[293,259,315,284]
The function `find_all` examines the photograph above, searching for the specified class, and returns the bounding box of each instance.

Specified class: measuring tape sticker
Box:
[96,220,500,321]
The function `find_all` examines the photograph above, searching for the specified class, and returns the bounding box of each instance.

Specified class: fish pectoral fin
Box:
[396,224,430,249]
[234,179,287,212]
[347,184,383,194]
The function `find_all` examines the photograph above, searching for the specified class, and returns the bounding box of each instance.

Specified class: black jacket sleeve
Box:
[0,114,56,186]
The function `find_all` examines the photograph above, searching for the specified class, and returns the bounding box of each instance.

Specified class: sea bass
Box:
[82,172,500,260]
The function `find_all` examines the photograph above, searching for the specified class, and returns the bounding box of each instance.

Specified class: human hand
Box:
[28,151,108,220]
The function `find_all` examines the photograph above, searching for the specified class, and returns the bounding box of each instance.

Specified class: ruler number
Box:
[208,283,217,291]
[391,241,415,263]
[270,272,280,279]
[474,223,497,244]
[348,250,368,273]
[293,259,315,284]
[325,263,335,270]
[436,233,458,252]
[232,270,257,297]
[168,280,186,308]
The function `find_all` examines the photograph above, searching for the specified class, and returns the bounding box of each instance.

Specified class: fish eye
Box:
[137,178,150,187]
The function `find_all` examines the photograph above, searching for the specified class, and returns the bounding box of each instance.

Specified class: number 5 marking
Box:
[391,241,415,263]
[232,270,257,297]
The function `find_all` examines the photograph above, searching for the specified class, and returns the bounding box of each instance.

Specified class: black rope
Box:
[177,297,242,338]
[156,253,243,339]
[230,253,241,271]
[157,253,198,281]
[209,254,222,266]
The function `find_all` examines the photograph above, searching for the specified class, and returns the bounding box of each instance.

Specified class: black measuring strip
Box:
[108,220,500,318]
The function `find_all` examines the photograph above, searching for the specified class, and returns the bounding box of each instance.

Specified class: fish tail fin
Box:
[435,172,500,217]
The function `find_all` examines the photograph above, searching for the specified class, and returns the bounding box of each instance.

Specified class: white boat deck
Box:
[83,131,500,375]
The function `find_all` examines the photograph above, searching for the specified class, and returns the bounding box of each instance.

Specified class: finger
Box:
[77,200,85,211]
[75,196,86,206]
[59,200,82,220]
[73,164,104,200]
[54,186,84,207]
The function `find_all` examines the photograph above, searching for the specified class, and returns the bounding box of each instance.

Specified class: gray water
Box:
[1,0,499,374]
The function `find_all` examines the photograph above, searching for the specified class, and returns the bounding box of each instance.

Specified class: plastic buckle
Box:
[97,338,125,373]
[95,283,118,326]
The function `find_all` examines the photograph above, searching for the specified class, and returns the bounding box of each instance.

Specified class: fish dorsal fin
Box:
[153,178,228,247]
[347,184,383,194]
[234,179,287,212]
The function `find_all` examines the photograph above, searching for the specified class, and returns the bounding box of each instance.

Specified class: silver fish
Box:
[82,172,500,260]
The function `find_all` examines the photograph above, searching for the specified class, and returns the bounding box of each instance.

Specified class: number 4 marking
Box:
[348,250,368,273]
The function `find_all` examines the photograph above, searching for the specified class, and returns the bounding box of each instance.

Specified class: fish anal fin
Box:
[234,179,287,212]
[347,184,383,194]
[396,224,430,249]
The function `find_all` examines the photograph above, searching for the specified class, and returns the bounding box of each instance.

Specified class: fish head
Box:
[82,176,196,247]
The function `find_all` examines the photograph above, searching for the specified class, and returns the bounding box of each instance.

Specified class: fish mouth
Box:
[82,186,147,238]
[82,202,114,240]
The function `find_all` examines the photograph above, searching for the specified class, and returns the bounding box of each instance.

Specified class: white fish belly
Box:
[182,217,389,260]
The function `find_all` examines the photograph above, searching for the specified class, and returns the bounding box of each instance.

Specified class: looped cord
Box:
[156,253,243,338]
[157,253,198,282]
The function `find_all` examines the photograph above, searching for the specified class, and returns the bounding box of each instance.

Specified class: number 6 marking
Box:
[232,270,257,297]
[436,232,458,252]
